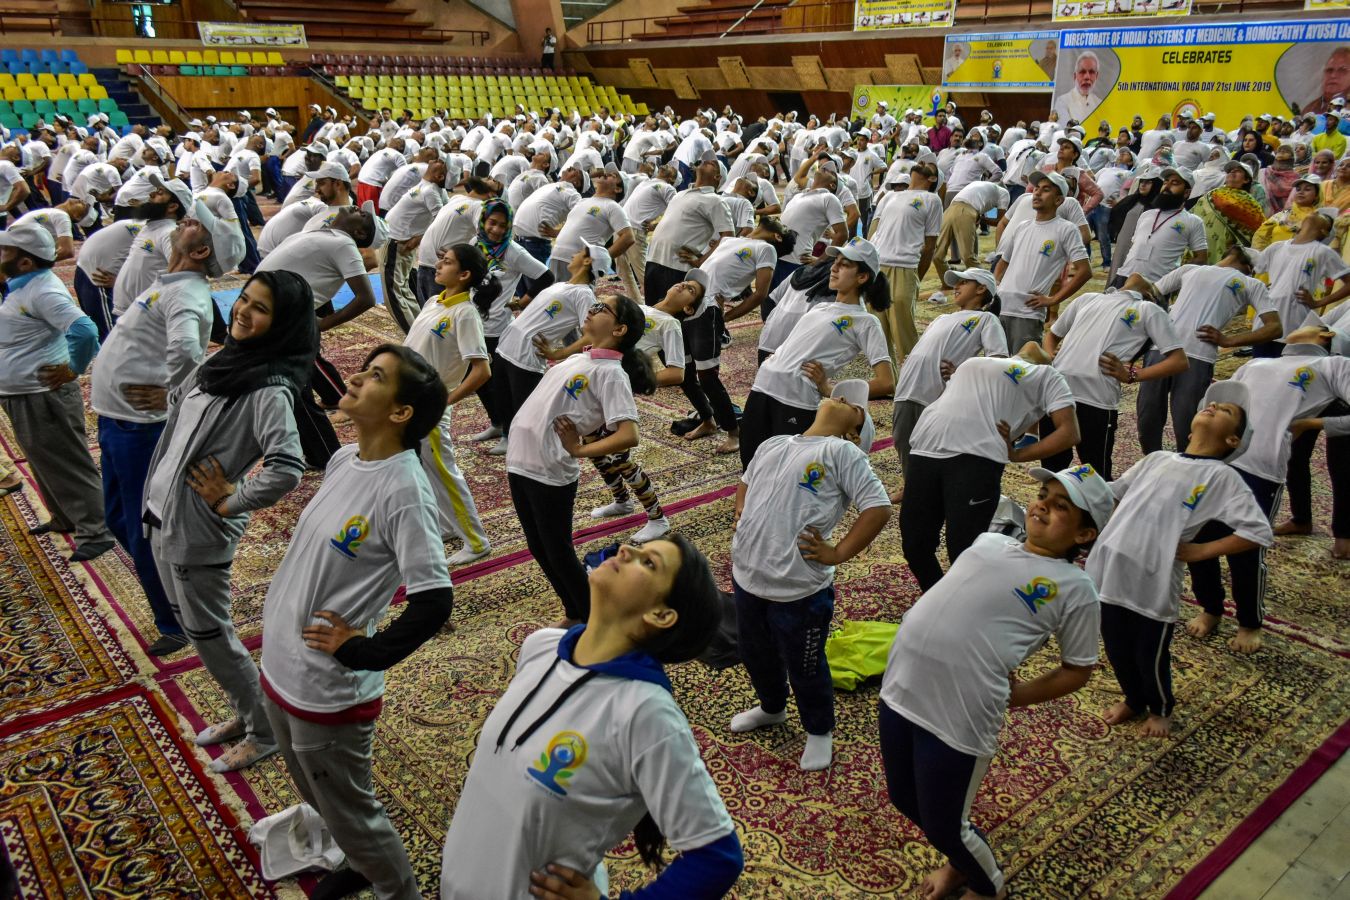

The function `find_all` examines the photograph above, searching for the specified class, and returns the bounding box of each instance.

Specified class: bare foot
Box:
[1229,627,1262,654]
[683,420,717,441]
[0,476,20,490]
[1333,537,1350,560]
[1139,714,1172,738]
[1273,519,1312,537]
[919,863,965,900]
[1102,701,1140,726]
[1185,612,1221,638]
[714,435,740,455]
[889,486,904,504]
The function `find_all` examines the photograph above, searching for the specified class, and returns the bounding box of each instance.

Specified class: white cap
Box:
[583,240,612,278]
[1161,165,1196,187]
[1028,464,1115,531]
[698,148,727,186]
[1332,97,1347,108]
[1295,172,1323,187]
[147,172,194,215]
[75,200,99,228]
[683,268,709,293]
[182,131,202,143]
[306,161,351,183]
[824,235,880,273]
[942,266,998,300]
[1199,380,1255,460]
[265,107,277,116]
[359,200,390,249]
[1029,169,1069,196]
[0,222,56,261]
[830,379,875,452]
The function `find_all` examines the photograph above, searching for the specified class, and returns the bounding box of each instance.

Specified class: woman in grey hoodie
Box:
[144,270,319,772]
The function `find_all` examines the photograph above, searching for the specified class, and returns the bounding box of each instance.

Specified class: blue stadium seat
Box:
[69,62,88,75]
[19,50,37,63]
[0,51,16,65]
[39,50,57,63]
[60,50,78,63]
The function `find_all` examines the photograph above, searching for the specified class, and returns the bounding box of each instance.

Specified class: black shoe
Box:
[312,868,372,900]
[1233,348,1253,357]
[671,415,702,436]
[68,540,115,562]
[28,521,69,536]
[147,633,191,656]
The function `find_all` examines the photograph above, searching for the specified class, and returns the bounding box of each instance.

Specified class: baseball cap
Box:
[306,161,351,183]
[1160,166,1195,187]
[942,266,998,300]
[147,172,194,216]
[683,268,709,294]
[1295,172,1323,187]
[1199,380,1254,460]
[1224,160,1253,180]
[830,379,875,453]
[824,236,880,274]
[1028,464,1115,531]
[183,217,224,278]
[1057,135,1083,155]
[1328,110,1342,121]
[0,222,56,261]
[265,107,277,117]
[583,240,612,278]
[1333,97,1347,108]
[359,200,389,249]
[1028,169,1069,196]
[75,199,99,228]
[1201,112,1216,121]
[182,131,202,143]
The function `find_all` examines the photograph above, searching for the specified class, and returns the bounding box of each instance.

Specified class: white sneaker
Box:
[487,437,508,456]
[469,425,502,442]
[631,517,671,544]
[591,500,636,518]
[928,290,946,304]
[448,544,491,566]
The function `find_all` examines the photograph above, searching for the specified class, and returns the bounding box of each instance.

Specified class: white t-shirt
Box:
[623,178,676,227]
[506,169,550,210]
[881,533,1100,758]
[505,351,640,486]
[894,309,1007,405]
[699,236,776,311]
[418,196,484,268]
[1152,264,1278,363]
[439,628,733,899]
[946,151,1001,194]
[405,292,489,389]
[951,180,1010,215]
[636,306,685,369]
[0,270,84,396]
[379,162,427,211]
[721,193,754,233]
[1050,291,1183,410]
[260,444,451,713]
[13,208,73,243]
[1231,353,1350,484]
[1087,452,1273,622]
[780,188,846,262]
[256,227,365,307]
[1262,240,1350,341]
[733,434,889,601]
[496,282,595,374]
[112,218,176,315]
[550,198,630,263]
[753,301,889,410]
[757,277,816,353]
[76,219,143,279]
[646,187,733,271]
[997,216,1089,322]
[871,189,943,269]
[910,355,1075,462]
[257,197,327,257]
[994,194,1088,259]
[90,271,213,423]
[515,182,581,241]
[1116,208,1207,283]
[356,147,405,187]
[385,179,449,242]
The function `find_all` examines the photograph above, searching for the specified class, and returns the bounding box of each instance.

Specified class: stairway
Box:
[90,67,161,130]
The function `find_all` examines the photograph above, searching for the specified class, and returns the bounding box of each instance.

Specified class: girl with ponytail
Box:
[504,290,656,626]
[440,534,744,899]
[402,243,498,565]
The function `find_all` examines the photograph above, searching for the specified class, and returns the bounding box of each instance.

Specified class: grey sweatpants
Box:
[1136,351,1214,454]
[999,315,1045,356]
[892,399,926,479]
[151,530,273,745]
[264,697,419,900]
[1,382,111,543]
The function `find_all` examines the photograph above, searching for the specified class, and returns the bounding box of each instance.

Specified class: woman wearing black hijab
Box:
[144,270,320,773]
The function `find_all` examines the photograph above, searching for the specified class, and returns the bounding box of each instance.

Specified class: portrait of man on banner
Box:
[1053,50,1108,123]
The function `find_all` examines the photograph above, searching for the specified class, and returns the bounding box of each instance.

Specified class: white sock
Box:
[730,706,787,733]
[800,732,833,771]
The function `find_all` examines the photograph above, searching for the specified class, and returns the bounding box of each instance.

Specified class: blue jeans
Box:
[1091,203,1113,267]
[74,266,113,341]
[516,235,553,296]
[415,264,439,306]
[97,415,181,636]
[733,580,835,735]
[677,160,694,190]
[233,196,261,274]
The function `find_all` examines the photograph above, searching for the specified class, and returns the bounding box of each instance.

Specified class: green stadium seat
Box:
[107,110,129,126]
[97,98,118,112]
[0,113,18,130]
[180,65,198,76]
[77,99,96,113]
[56,99,77,115]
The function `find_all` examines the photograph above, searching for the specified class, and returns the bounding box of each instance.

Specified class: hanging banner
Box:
[1305,0,1349,9]
[852,85,945,123]
[943,31,1059,91]
[854,0,955,31]
[1052,19,1350,127]
[1053,0,1192,24]
[198,22,307,47]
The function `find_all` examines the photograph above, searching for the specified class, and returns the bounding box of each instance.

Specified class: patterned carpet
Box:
[1,242,1347,898]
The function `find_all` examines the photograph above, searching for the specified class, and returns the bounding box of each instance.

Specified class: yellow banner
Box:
[1053,19,1350,126]
[1305,0,1349,9]
[943,31,1058,91]
[854,0,954,31]
[1053,0,1191,23]
[198,21,307,47]
[852,85,945,123]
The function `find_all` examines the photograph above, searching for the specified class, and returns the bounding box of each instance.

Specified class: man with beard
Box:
[1109,167,1207,290]
[111,174,193,319]
[257,161,353,257]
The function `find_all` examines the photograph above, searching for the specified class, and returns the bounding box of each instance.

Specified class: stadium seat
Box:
[0,50,15,65]
[180,65,198,76]
[220,51,236,65]
[69,62,88,75]
[132,50,151,64]
[76,99,96,113]
[88,85,108,100]
[57,73,75,87]
[23,86,43,101]
[108,110,129,126]
[60,50,78,63]
[151,50,169,65]
[169,51,186,65]
[19,50,36,63]
[11,99,32,113]
[266,51,283,65]
[203,50,220,64]
[56,99,77,116]
[97,98,118,112]
[115,50,133,65]
[186,51,203,64]
[0,112,17,130]
[76,73,94,86]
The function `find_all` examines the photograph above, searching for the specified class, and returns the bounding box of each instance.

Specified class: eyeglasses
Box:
[588,301,616,317]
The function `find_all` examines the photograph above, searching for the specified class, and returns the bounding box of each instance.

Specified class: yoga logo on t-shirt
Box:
[137,291,160,311]
[431,317,452,339]
[543,299,563,319]
[528,731,588,796]
[831,315,853,335]
[139,238,157,254]
[1182,484,1207,511]
[735,247,754,262]
[1119,308,1139,329]
[799,462,826,494]
[1014,576,1058,614]
[1288,367,1315,392]
[1004,363,1027,385]
[586,206,602,217]
[330,514,370,559]
[909,197,925,210]
[960,315,980,334]
[644,316,655,333]
[563,373,589,399]
[1224,277,1244,298]
[1038,239,1056,258]
[1301,257,1316,277]
[1170,221,1186,234]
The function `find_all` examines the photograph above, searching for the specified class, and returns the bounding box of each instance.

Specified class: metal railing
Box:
[0,11,490,44]
[123,63,192,132]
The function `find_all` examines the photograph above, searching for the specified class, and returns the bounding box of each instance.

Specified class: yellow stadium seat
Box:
[203,50,220,64]
[88,85,108,100]
[234,51,254,64]
[132,50,151,64]
[24,86,44,101]
[66,85,87,100]
[115,50,132,64]
[266,51,283,65]
[57,73,76,87]
[15,73,35,87]
[46,86,67,100]
[186,50,203,64]
[77,73,96,86]
[36,73,55,86]
[0,75,13,88]
[151,50,168,64]
[335,75,350,87]
[635,102,649,115]
[220,51,236,64]
[168,50,186,64]
[1,87,20,102]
